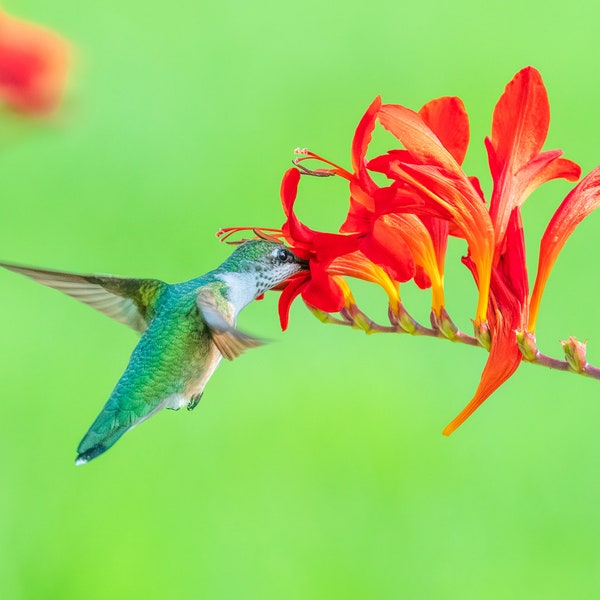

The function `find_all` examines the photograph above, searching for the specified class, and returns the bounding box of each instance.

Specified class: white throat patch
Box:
[215,272,258,317]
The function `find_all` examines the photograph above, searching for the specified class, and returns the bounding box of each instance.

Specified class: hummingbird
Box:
[1,240,307,465]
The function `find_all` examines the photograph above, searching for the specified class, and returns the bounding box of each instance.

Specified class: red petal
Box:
[347,178,376,211]
[444,262,525,435]
[529,166,600,330]
[519,153,581,200]
[352,96,382,177]
[490,67,549,174]
[443,311,522,435]
[418,96,470,165]
[375,213,445,290]
[468,176,486,201]
[486,67,581,246]
[368,150,416,178]
[280,168,314,245]
[498,209,528,307]
[378,104,463,177]
[312,231,360,263]
[359,228,415,282]
[301,265,345,313]
[278,271,310,330]
[414,265,431,289]
[340,197,373,234]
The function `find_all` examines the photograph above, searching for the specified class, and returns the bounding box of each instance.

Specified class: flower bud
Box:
[389,304,416,334]
[516,330,538,361]
[431,308,458,341]
[561,336,588,373]
[473,320,491,350]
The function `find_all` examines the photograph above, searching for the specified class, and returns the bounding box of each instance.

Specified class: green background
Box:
[1,0,600,598]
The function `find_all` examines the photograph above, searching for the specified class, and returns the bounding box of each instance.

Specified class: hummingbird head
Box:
[218,239,309,300]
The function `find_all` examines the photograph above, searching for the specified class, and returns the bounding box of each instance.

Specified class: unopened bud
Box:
[389,304,416,334]
[473,319,491,350]
[561,336,588,373]
[516,330,538,361]
[353,313,374,334]
[431,308,458,341]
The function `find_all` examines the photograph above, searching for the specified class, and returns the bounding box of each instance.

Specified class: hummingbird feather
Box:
[0,262,166,332]
[196,288,265,360]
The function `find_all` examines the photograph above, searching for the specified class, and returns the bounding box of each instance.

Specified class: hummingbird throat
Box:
[215,271,270,315]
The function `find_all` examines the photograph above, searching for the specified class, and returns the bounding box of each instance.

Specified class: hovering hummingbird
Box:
[1,240,307,465]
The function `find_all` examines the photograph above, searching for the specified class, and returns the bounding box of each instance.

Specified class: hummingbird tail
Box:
[75,443,110,466]
[75,392,148,465]
[75,423,130,465]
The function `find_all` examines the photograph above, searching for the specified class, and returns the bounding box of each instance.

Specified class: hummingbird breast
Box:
[110,291,217,414]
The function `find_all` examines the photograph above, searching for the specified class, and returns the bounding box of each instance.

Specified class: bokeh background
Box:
[1,0,600,598]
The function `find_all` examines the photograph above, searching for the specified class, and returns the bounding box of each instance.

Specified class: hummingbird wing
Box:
[0,262,167,332]
[196,287,264,360]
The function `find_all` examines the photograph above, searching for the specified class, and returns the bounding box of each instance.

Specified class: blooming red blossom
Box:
[0,9,70,115]
[443,67,584,434]
[219,167,400,330]
[296,96,472,319]
[373,103,494,325]
[222,66,600,436]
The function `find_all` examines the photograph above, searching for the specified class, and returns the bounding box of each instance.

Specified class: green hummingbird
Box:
[1,240,307,465]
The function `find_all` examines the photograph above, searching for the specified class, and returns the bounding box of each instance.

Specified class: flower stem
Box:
[527,352,571,371]
[308,301,600,380]
[530,351,600,379]
[583,364,600,379]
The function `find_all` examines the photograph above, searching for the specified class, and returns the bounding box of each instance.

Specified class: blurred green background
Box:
[1,0,600,598]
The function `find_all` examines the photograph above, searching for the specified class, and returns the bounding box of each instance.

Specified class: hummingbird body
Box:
[1,240,307,464]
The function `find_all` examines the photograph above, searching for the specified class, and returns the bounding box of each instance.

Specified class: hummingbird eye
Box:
[276,248,293,263]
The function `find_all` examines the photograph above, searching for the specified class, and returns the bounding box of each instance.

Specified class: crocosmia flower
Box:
[221,67,600,436]
[0,9,70,115]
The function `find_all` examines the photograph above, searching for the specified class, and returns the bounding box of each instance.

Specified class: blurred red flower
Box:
[0,9,70,116]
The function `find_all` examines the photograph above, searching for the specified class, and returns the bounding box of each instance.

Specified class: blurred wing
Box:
[196,287,264,361]
[0,262,167,332]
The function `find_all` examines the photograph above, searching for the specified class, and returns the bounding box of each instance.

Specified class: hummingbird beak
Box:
[296,257,310,270]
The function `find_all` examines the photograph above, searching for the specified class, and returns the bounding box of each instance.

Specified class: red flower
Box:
[219,164,402,330]
[0,9,70,116]
[278,167,397,330]
[221,67,600,437]
[365,96,473,314]
[444,211,527,434]
[443,67,583,435]
[299,96,469,317]
[485,67,580,245]
[373,100,494,325]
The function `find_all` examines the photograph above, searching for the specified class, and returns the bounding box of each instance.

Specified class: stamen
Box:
[253,229,286,243]
[294,162,336,178]
[291,148,352,179]
[216,227,284,245]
